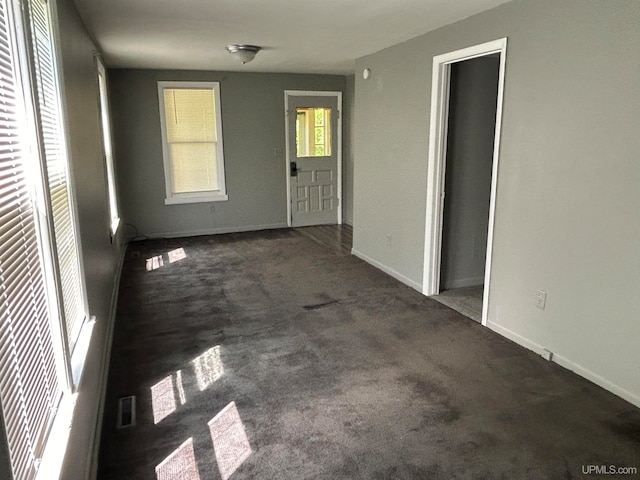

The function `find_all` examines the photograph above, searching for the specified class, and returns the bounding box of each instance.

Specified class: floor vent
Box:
[117,395,136,428]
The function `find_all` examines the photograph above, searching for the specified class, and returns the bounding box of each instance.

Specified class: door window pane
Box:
[295,107,331,157]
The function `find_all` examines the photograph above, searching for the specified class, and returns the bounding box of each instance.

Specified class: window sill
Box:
[35,318,94,480]
[165,194,228,205]
[35,390,77,480]
[110,217,121,237]
[71,316,96,390]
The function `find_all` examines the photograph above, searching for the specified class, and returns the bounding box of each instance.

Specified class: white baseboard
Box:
[88,245,126,480]
[441,276,484,290]
[486,320,548,358]
[551,352,640,409]
[487,320,640,409]
[351,248,422,292]
[145,222,289,239]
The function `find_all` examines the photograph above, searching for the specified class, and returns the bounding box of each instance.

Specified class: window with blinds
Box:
[96,58,119,235]
[0,0,61,478]
[27,0,86,351]
[157,81,228,205]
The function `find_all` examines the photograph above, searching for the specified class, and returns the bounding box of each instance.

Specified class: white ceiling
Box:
[71,0,512,74]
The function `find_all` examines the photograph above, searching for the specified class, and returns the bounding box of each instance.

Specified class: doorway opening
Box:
[422,38,507,326]
[284,91,343,227]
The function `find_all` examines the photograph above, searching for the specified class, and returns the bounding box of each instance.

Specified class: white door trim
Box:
[422,38,508,326]
[284,90,343,227]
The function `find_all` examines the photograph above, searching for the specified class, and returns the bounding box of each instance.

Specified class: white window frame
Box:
[96,56,120,236]
[26,0,89,358]
[157,81,228,205]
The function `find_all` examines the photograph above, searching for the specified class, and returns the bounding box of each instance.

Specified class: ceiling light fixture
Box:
[225,44,261,64]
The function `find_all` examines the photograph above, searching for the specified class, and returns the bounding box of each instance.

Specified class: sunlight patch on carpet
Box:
[155,438,200,480]
[192,345,224,391]
[208,402,252,480]
[175,369,187,405]
[168,247,187,263]
[146,255,164,271]
[151,375,176,424]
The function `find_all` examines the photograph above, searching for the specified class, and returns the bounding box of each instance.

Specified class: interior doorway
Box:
[284,91,343,227]
[422,38,507,326]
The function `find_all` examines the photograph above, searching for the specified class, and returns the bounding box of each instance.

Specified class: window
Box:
[0,0,61,478]
[157,81,227,204]
[28,0,87,352]
[96,57,120,235]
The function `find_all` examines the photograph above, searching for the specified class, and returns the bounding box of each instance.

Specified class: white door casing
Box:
[422,38,508,326]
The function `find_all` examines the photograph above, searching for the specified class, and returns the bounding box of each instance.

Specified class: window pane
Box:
[163,89,216,143]
[161,86,222,197]
[170,143,218,193]
[295,107,331,157]
[29,0,86,350]
[97,61,120,234]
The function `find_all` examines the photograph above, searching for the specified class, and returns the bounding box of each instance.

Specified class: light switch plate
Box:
[535,289,547,310]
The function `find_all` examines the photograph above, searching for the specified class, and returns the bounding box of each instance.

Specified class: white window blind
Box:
[28,0,85,351]
[164,88,218,193]
[0,0,61,478]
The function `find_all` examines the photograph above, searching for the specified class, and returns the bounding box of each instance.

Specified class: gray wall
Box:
[0,406,11,480]
[354,0,640,406]
[55,0,125,478]
[343,75,355,225]
[109,69,346,237]
[440,56,499,289]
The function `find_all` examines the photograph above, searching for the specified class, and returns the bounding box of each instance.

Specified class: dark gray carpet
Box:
[98,226,640,480]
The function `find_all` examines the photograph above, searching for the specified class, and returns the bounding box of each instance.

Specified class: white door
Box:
[287,94,340,227]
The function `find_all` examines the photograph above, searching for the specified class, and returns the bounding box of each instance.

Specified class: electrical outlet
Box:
[535,289,547,310]
[386,234,392,247]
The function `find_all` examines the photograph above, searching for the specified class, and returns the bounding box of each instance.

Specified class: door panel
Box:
[288,95,339,227]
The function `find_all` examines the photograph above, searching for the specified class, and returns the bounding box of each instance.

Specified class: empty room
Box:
[0,0,638,479]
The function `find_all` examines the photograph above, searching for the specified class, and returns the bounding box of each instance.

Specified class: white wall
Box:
[353,0,640,406]
[343,75,355,225]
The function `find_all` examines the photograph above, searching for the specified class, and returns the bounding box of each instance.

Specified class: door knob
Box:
[290,161,298,176]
